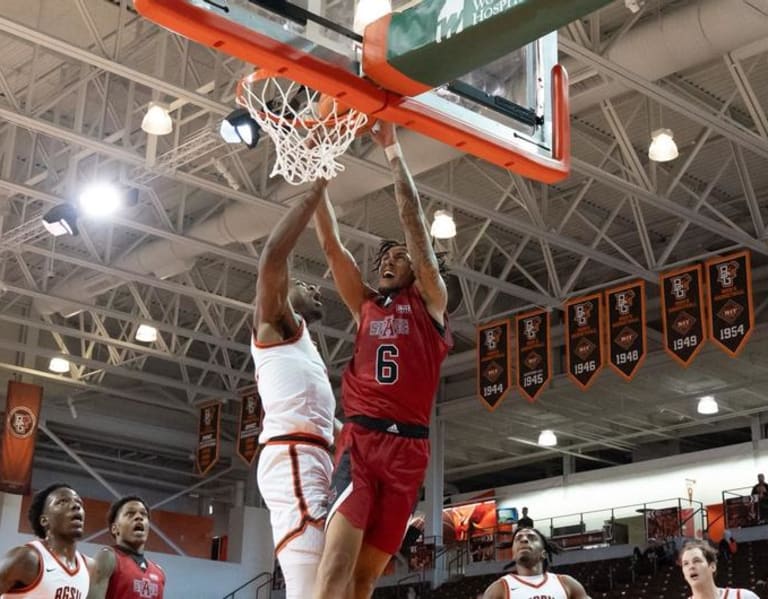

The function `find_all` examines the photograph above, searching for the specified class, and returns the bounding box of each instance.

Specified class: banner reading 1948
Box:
[605,281,646,381]
[476,320,513,411]
[660,264,707,367]
[516,309,551,403]
[564,293,605,391]
[706,250,754,357]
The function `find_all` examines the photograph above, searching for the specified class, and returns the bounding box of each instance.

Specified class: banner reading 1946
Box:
[516,309,551,403]
[605,281,646,381]
[196,401,221,476]
[476,320,512,411]
[564,293,605,391]
[236,386,264,466]
[706,250,754,356]
[660,264,707,367]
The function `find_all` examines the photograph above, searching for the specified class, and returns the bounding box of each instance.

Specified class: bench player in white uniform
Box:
[680,539,759,599]
[251,178,337,599]
[0,483,90,598]
[483,528,590,599]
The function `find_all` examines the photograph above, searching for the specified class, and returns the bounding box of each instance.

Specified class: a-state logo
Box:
[522,316,541,341]
[369,315,409,339]
[7,406,36,439]
[133,578,161,598]
[483,327,502,351]
[670,274,692,300]
[572,302,593,328]
[614,290,636,316]
[716,261,739,288]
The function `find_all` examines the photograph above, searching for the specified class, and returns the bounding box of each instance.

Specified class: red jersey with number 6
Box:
[342,285,452,426]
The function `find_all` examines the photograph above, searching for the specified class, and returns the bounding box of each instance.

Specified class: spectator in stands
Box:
[680,540,759,599]
[517,507,534,529]
[482,528,590,599]
[718,537,731,562]
[728,536,737,556]
[752,474,768,499]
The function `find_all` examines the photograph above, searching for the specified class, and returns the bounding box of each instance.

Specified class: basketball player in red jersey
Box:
[86,496,165,599]
[0,483,91,598]
[483,528,589,599]
[311,121,452,599]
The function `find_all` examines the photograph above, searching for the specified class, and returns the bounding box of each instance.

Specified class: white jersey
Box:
[251,320,335,445]
[500,573,569,599]
[1,539,90,599]
[691,589,760,599]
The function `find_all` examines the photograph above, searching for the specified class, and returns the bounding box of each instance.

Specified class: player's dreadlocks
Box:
[372,239,448,277]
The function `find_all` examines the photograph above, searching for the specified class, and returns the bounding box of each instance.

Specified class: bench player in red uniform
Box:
[311,121,452,599]
[86,496,165,599]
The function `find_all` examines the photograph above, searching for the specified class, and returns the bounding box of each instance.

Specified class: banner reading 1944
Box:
[706,250,754,357]
[516,309,551,403]
[660,264,707,367]
[564,293,605,391]
[476,320,512,411]
[605,281,646,381]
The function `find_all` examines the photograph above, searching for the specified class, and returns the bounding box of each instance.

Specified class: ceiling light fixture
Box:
[141,103,173,136]
[538,429,557,447]
[648,128,679,162]
[219,108,261,148]
[135,324,158,343]
[430,210,457,239]
[353,0,392,34]
[48,357,70,373]
[697,395,718,415]
[41,203,79,237]
[78,182,121,217]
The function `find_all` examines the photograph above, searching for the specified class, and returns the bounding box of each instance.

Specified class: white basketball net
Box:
[238,73,368,185]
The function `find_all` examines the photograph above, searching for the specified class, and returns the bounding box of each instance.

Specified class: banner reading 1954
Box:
[476,320,512,411]
[706,250,754,356]
[605,281,646,381]
[660,264,707,367]
[565,293,605,391]
[516,309,551,403]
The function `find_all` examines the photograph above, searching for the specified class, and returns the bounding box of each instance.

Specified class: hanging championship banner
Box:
[196,401,221,476]
[706,250,754,356]
[660,264,707,367]
[236,386,263,466]
[605,281,646,381]
[476,320,513,411]
[0,381,42,494]
[564,293,605,391]
[516,309,551,403]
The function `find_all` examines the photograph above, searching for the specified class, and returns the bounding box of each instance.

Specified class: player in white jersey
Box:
[483,528,589,599]
[251,177,337,599]
[0,483,91,598]
[680,539,759,599]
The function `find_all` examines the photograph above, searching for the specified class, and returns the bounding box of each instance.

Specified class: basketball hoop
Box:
[236,70,370,185]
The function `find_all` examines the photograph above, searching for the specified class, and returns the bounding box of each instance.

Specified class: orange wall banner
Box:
[564,293,605,390]
[705,250,754,357]
[605,281,647,381]
[236,386,263,466]
[660,264,707,367]
[515,309,551,403]
[476,320,513,411]
[0,381,42,494]
[196,402,221,476]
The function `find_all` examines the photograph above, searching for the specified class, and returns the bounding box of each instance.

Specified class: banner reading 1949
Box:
[564,293,605,391]
[706,250,754,357]
[660,264,707,367]
[516,309,551,403]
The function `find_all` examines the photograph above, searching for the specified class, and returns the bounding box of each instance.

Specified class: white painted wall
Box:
[0,492,274,599]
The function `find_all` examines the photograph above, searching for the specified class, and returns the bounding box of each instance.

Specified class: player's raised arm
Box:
[313,188,373,325]
[255,179,328,328]
[372,122,447,323]
[85,548,116,599]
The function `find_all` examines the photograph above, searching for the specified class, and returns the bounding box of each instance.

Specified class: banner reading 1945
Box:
[516,309,551,403]
[564,293,605,391]
[660,264,707,367]
[476,320,512,411]
[706,250,754,357]
[196,401,221,476]
[236,386,263,466]
[605,281,646,381]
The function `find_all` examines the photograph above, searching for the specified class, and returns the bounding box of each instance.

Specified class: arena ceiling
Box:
[0,0,766,509]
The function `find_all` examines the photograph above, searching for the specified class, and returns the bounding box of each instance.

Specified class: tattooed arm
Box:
[371,122,447,324]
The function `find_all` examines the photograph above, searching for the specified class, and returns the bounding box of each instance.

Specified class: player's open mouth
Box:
[382,271,395,279]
